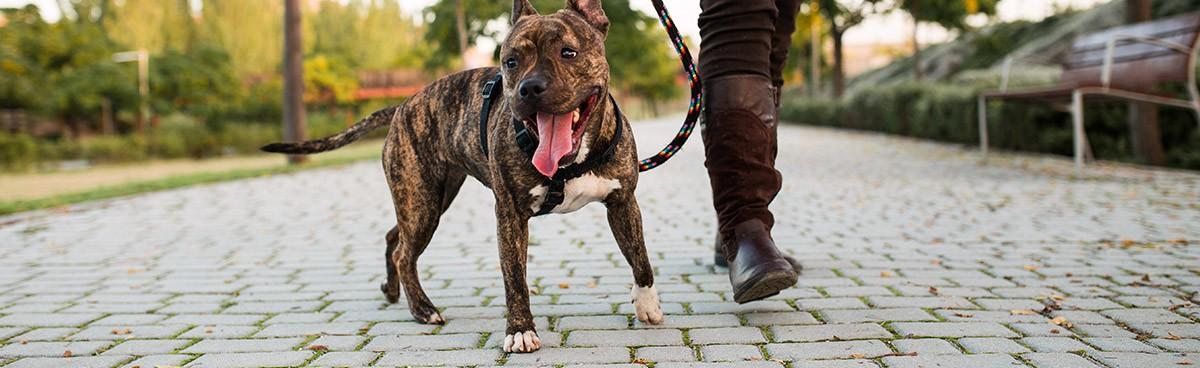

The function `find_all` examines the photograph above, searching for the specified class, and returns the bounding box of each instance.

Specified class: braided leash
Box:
[638,0,702,172]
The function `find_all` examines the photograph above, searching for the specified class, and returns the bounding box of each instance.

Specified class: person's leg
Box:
[711,0,803,272]
[770,0,801,100]
[699,0,797,303]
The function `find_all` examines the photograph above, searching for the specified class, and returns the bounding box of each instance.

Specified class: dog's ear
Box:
[566,0,609,35]
[512,0,539,25]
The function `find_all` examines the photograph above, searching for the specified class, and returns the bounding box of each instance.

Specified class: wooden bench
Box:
[978,12,1200,170]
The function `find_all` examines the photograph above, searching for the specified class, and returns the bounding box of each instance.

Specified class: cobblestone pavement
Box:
[2,117,1199,368]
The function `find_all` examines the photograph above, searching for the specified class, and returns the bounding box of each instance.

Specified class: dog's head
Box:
[501,0,611,178]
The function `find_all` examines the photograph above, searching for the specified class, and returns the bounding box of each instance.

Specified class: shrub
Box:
[81,135,147,163]
[781,82,1200,170]
[0,133,37,170]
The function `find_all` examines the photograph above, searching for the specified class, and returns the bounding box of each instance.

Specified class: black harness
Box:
[478,73,625,217]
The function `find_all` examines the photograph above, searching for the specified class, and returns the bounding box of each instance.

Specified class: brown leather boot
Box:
[709,77,800,273]
[702,74,798,304]
[714,231,801,272]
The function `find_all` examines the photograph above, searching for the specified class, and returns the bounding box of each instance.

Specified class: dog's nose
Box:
[518,78,548,100]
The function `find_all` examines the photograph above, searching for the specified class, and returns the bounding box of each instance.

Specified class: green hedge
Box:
[780,82,1200,170]
[0,112,375,171]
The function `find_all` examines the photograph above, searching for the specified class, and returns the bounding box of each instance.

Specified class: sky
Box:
[1,0,1109,46]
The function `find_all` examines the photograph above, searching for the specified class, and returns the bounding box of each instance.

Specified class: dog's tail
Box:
[261,106,400,155]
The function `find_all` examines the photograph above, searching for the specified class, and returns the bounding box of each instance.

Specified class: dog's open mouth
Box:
[528,92,599,178]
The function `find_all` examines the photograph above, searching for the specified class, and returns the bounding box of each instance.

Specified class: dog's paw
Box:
[380,282,400,304]
[631,284,664,325]
[503,330,541,353]
[416,311,444,324]
[410,305,445,325]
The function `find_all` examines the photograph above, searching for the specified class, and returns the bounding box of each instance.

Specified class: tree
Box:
[150,46,239,120]
[199,0,283,76]
[104,0,194,53]
[423,0,510,69]
[283,0,307,164]
[896,0,998,80]
[818,0,883,98]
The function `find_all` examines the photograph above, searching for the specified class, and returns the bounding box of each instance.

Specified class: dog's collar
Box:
[479,73,625,216]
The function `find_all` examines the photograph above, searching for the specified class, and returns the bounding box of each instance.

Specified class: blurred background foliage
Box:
[0,0,682,171]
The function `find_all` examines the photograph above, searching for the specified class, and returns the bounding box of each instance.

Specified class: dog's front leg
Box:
[495,203,541,353]
[606,195,664,324]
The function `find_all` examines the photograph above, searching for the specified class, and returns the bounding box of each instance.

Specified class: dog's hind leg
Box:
[380,171,465,306]
[380,226,401,303]
[606,196,663,324]
[386,165,469,325]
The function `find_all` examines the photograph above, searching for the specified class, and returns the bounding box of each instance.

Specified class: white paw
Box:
[426,312,444,324]
[631,285,664,324]
[503,330,541,353]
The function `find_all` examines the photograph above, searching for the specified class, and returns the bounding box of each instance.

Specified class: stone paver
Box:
[637,346,696,362]
[374,349,499,366]
[0,118,1198,366]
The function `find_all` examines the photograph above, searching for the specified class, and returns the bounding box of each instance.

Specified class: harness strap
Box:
[478,73,504,156]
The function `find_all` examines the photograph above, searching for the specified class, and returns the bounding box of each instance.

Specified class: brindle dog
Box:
[262,0,663,353]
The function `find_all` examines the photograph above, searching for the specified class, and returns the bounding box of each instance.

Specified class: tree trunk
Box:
[809,15,821,97]
[100,99,114,135]
[456,0,469,68]
[1126,0,1162,165]
[912,15,922,81]
[831,28,845,99]
[283,0,308,165]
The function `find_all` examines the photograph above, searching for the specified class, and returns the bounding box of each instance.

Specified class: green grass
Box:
[0,151,379,216]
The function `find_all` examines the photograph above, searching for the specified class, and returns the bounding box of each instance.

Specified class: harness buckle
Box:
[514,126,538,153]
[482,80,498,99]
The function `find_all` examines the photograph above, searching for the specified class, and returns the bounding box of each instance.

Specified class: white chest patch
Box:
[528,173,622,214]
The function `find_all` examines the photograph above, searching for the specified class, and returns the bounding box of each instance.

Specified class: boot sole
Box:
[733,268,798,304]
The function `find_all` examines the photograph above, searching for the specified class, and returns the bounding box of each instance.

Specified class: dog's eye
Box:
[561,48,578,59]
[504,57,518,69]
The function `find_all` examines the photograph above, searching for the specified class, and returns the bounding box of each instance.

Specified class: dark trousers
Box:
[699,0,801,88]
[699,0,800,236]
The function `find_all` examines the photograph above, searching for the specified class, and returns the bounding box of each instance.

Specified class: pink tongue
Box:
[532,112,575,178]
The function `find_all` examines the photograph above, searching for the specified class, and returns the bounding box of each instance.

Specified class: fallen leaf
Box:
[849,353,866,359]
[1179,359,1193,365]
[1050,316,1073,328]
[1166,332,1183,340]
[63,350,72,357]
[1142,274,1152,283]
[930,259,942,265]
[1023,265,1038,271]
[1050,328,1061,334]
[586,280,597,288]
[1010,309,1038,315]
[880,271,892,278]
[632,358,651,365]
[928,287,940,296]
[953,311,974,318]
[307,344,328,351]
[558,282,570,289]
